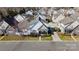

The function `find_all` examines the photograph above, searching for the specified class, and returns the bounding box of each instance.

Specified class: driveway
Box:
[52,32,62,41]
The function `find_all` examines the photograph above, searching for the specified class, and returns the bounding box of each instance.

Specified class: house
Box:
[59,16,75,33]
[66,8,75,16]
[24,14,48,35]
[0,20,9,30]
[46,8,53,16]
[4,14,32,35]
[0,30,3,34]
[52,10,65,23]
[14,14,25,23]
[0,16,20,35]
[59,9,79,33]
[38,8,47,16]
[6,26,16,35]
[0,20,9,34]
[17,19,29,32]
[54,14,65,22]
[72,26,79,35]
[0,14,26,35]
[4,16,18,27]
[52,10,60,22]
[25,10,33,16]
[29,15,47,30]
[65,21,79,33]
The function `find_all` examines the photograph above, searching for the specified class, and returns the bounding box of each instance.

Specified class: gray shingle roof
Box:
[70,11,79,20]
[53,11,61,20]
[72,25,79,35]
[60,16,74,25]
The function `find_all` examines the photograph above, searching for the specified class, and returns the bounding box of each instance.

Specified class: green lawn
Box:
[41,34,52,41]
[58,33,79,41]
[58,33,74,41]
[0,35,39,41]
[0,35,52,41]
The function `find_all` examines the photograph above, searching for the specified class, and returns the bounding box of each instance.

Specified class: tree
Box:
[19,8,25,14]
[7,9,18,17]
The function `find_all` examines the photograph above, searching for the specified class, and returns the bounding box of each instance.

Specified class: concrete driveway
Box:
[52,32,62,41]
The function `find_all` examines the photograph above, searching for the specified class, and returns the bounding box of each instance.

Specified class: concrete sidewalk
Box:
[52,32,62,41]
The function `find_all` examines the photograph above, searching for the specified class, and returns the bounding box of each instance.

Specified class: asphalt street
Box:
[0,42,79,51]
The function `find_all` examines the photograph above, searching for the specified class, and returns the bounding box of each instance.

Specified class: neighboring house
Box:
[6,26,15,35]
[66,8,75,16]
[65,21,79,33]
[59,16,75,33]
[0,20,9,30]
[0,21,3,26]
[18,19,29,31]
[0,14,26,35]
[59,11,79,33]
[25,10,33,16]
[58,8,65,15]
[14,14,26,32]
[0,20,9,34]
[0,30,3,34]
[46,8,53,16]
[55,14,65,22]
[4,16,18,27]
[52,11,60,22]
[52,10,65,23]
[70,12,79,20]
[14,14,25,22]
[38,8,47,16]
[72,26,79,35]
